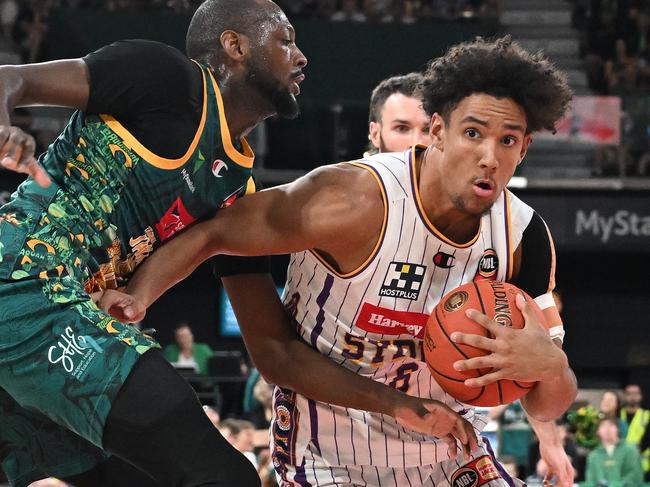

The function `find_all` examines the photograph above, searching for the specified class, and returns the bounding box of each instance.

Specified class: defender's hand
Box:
[450,294,567,387]
[539,439,575,487]
[0,125,50,187]
[393,395,478,461]
[91,288,147,323]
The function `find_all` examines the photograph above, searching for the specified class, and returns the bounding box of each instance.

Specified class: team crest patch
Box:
[475,249,498,281]
[379,262,426,301]
[451,455,501,487]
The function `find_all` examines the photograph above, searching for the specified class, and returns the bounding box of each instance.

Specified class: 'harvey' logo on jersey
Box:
[355,303,428,338]
[379,261,426,300]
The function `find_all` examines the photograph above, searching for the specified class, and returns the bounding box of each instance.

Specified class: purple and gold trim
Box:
[409,146,481,248]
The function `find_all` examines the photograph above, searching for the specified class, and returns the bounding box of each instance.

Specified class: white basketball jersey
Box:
[272,148,559,470]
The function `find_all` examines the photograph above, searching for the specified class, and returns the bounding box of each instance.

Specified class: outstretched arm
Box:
[0,59,89,185]
[124,164,380,310]
[222,272,478,458]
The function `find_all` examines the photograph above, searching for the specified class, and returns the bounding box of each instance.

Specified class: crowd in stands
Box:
[275,0,499,23]
[161,322,649,487]
[572,0,650,95]
[0,0,500,66]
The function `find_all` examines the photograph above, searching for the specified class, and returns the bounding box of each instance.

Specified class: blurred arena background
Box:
[1,0,649,485]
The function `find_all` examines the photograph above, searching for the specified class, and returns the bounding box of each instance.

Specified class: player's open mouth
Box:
[290,74,305,95]
[472,179,494,198]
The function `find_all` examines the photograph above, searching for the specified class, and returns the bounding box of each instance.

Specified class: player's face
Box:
[247,17,307,119]
[432,94,531,216]
[369,93,432,152]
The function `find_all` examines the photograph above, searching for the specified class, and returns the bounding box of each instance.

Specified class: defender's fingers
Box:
[442,435,457,461]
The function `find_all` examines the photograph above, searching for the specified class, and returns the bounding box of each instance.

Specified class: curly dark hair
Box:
[419,36,572,134]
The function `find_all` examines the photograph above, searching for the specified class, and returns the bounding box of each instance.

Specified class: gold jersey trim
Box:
[410,145,481,248]
[308,162,388,279]
[206,68,254,169]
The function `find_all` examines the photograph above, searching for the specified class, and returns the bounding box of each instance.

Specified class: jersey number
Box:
[388,362,419,393]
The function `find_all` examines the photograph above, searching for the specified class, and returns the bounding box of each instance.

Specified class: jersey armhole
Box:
[308,162,388,279]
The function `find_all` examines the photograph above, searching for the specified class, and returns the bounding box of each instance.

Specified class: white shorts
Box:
[276,436,525,487]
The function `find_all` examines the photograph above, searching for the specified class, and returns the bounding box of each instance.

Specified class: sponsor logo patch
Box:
[48,326,104,380]
[433,251,455,269]
[451,455,501,487]
[212,159,229,178]
[355,303,428,338]
[155,196,197,242]
[379,261,426,301]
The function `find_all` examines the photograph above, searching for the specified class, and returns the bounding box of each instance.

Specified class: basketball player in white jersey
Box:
[365,73,433,156]
[99,37,578,486]
[363,73,576,484]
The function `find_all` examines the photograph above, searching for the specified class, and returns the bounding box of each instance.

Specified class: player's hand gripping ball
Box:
[424,280,545,406]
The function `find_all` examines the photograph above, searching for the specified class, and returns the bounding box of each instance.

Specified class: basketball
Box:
[424,280,546,407]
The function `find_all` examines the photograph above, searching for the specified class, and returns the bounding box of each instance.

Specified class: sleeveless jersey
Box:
[0,62,254,290]
[272,148,562,470]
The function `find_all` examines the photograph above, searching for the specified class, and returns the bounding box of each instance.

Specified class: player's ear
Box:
[518,134,532,165]
[220,30,250,62]
[430,113,444,152]
[368,122,381,150]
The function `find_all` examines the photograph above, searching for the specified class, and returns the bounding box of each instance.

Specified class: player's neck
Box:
[218,77,276,140]
[416,148,481,244]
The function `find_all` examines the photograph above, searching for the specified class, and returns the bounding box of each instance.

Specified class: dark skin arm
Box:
[222,272,475,458]
[97,165,478,456]
[0,60,89,185]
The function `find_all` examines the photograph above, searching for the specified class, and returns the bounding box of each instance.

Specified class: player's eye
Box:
[502,136,517,146]
[465,128,480,139]
[395,125,410,133]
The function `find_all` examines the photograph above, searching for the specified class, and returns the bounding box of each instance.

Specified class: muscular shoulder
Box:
[299,163,383,223]
[296,163,384,264]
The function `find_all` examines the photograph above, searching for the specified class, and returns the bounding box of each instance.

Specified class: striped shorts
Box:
[277,436,524,487]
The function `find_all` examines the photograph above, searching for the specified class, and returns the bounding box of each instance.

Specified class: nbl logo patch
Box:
[475,248,499,281]
[451,455,500,487]
[379,262,426,301]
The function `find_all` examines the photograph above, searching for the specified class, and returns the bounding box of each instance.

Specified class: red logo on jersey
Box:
[355,303,428,338]
[154,196,196,242]
[474,248,498,282]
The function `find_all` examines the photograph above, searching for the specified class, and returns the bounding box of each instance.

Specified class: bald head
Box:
[186,0,284,65]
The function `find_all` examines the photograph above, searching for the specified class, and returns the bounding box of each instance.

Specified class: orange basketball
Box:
[423,280,545,407]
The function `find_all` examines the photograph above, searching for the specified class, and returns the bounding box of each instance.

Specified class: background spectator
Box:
[584,417,644,487]
[163,323,214,375]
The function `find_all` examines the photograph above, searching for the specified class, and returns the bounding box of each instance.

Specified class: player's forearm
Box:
[521,363,577,422]
[526,412,561,446]
[223,274,401,417]
[126,224,215,307]
[0,66,25,124]
[265,337,403,416]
